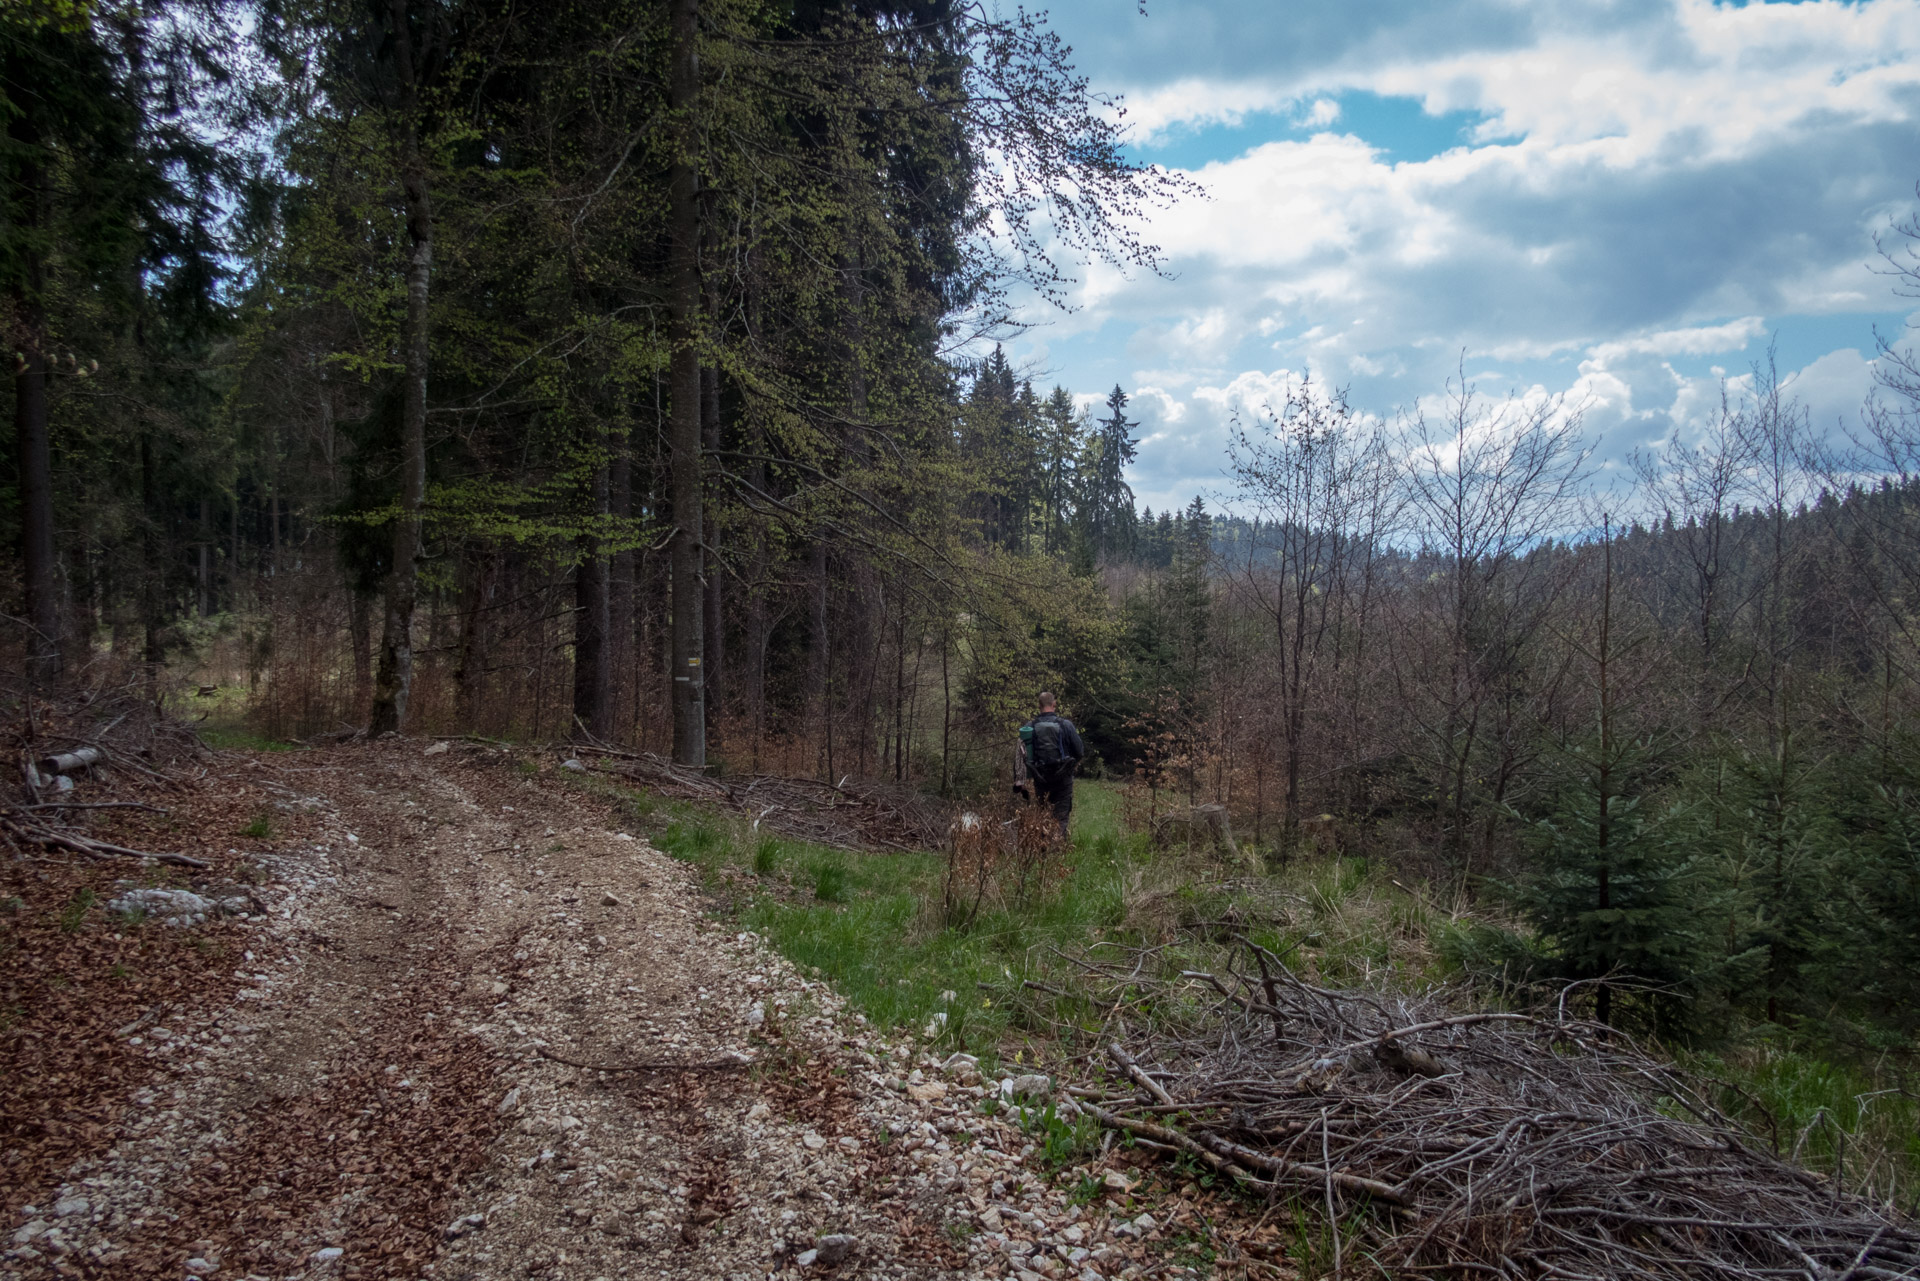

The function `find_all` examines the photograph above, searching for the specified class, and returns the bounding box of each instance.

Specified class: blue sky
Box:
[994,0,1920,514]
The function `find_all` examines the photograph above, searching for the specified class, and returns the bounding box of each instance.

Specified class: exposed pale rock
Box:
[1001,1074,1052,1101]
[814,1234,855,1265]
[106,890,209,921]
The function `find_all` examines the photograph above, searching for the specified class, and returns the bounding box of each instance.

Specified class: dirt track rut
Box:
[1,741,1186,1281]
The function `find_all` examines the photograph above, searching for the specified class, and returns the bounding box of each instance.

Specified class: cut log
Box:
[37,747,103,775]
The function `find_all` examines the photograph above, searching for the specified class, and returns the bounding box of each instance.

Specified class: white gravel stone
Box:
[105,889,211,920]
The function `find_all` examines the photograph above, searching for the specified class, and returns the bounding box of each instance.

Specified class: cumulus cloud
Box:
[1122,79,1294,141]
[1004,0,1920,508]
[1090,0,1920,155]
[1301,98,1341,128]
[1120,349,1878,517]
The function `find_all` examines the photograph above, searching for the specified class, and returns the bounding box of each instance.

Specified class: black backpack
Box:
[1026,715,1066,770]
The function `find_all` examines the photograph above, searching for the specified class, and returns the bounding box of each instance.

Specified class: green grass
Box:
[809,857,849,902]
[240,811,274,840]
[565,772,1446,1072]
[658,820,727,861]
[196,724,303,753]
[57,889,95,934]
[1686,1044,1920,1212]
[735,785,1151,1059]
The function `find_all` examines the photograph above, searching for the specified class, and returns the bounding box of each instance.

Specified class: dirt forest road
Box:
[2,741,1188,1281]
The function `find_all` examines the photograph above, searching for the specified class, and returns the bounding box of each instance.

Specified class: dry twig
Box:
[1055,939,1914,1279]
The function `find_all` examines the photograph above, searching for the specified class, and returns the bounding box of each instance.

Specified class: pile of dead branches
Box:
[1063,937,1916,1279]
[574,746,951,851]
[4,687,210,867]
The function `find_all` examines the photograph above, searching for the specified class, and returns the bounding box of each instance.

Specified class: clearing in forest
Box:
[5,730,1916,1281]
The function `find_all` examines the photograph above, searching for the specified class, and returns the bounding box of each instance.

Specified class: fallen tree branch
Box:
[1107,1041,1177,1105]
[3,817,208,868]
[1076,1100,1248,1182]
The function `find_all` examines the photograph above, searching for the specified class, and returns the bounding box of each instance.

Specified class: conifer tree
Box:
[1083,384,1138,562]
[1703,743,1841,1027]
[1507,528,1703,1031]
[1038,385,1082,555]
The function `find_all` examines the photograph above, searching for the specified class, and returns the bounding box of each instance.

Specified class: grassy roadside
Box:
[562,767,1453,1069]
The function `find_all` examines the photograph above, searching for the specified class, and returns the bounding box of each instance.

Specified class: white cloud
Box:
[1106,0,1920,158]
[1122,79,1293,141]
[1119,349,1877,516]
[1006,0,1920,505]
[1581,318,1769,369]
[1301,98,1341,128]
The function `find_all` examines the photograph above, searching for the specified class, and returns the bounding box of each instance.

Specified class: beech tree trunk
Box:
[668,0,705,765]
[609,433,635,737]
[573,451,611,740]
[350,589,374,718]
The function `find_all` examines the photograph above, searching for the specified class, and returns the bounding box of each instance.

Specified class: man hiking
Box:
[1016,692,1085,840]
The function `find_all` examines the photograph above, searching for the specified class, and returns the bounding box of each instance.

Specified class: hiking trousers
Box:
[1034,767,1074,837]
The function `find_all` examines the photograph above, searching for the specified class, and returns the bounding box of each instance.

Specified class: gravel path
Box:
[1,742,1197,1281]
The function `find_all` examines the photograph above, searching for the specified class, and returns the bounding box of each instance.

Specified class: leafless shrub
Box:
[942,811,999,927]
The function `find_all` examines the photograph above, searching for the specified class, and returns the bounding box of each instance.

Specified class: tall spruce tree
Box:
[1084,383,1137,562]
